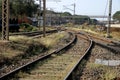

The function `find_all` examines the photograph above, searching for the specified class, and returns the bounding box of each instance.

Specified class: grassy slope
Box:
[0,32,66,61]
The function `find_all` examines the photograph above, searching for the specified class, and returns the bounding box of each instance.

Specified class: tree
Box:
[0,0,38,17]
[62,12,72,16]
[113,11,120,22]
[90,19,98,25]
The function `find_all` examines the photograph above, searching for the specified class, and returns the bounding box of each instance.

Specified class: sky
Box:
[36,0,120,16]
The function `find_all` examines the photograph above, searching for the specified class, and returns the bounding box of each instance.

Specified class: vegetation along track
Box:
[87,32,120,52]
[0,32,75,80]
[66,31,120,80]
[64,30,119,80]
[0,31,68,72]
[79,39,120,80]
[0,31,93,80]
[78,31,120,52]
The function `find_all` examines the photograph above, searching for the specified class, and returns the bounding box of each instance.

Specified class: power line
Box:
[103,0,109,21]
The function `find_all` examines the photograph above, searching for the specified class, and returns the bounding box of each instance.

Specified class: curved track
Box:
[87,32,120,52]
[2,30,109,80]
[64,32,94,80]
[79,33,120,80]
[77,31,120,52]
[0,30,94,80]
[0,32,76,80]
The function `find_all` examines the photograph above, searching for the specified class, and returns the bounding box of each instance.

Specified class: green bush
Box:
[65,23,74,27]
[20,23,31,28]
[32,27,38,31]
[26,26,33,31]
[20,23,38,32]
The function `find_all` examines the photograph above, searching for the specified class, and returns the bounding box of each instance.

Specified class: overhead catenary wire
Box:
[103,0,109,21]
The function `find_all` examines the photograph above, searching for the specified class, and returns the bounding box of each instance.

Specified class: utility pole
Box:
[43,0,46,37]
[2,0,9,41]
[107,0,112,38]
[73,3,76,24]
[38,0,41,30]
[73,3,75,15]
[50,8,53,26]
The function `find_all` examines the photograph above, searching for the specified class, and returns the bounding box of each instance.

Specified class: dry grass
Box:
[86,63,119,80]
[66,25,120,41]
[35,26,55,31]
[86,63,103,69]
[100,67,119,80]
[39,32,65,48]
[0,41,24,59]
[111,31,120,40]
[103,70,118,80]
[0,32,66,59]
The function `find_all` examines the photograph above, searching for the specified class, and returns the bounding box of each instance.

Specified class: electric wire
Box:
[103,0,109,21]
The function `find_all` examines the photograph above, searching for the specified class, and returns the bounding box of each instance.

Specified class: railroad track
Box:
[64,32,93,80]
[65,30,120,80]
[78,46,120,80]
[0,30,58,39]
[0,32,75,80]
[9,30,58,37]
[0,31,94,80]
[79,35,120,80]
[64,29,119,80]
[77,31,120,52]
[88,34,120,52]
[67,31,120,80]
[2,29,118,80]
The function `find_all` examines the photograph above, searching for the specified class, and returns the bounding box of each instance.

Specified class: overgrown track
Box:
[79,35,120,80]
[0,32,76,80]
[0,30,94,80]
[9,30,58,37]
[90,36,120,52]
[79,31,120,52]
[12,32,92,80]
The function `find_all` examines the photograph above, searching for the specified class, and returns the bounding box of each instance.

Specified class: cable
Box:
[103,0,109,21]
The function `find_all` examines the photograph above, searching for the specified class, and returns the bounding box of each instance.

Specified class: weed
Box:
[101,69,118,80]
[87,63,104,69]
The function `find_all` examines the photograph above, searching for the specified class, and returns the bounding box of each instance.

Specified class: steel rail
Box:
[95,42,120,52]
[86,33,120,52]
[64,32,94,80]
[85,32,120,46]
[0,32,76,80]
[9,30,58,36]
[80,31,120,52]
